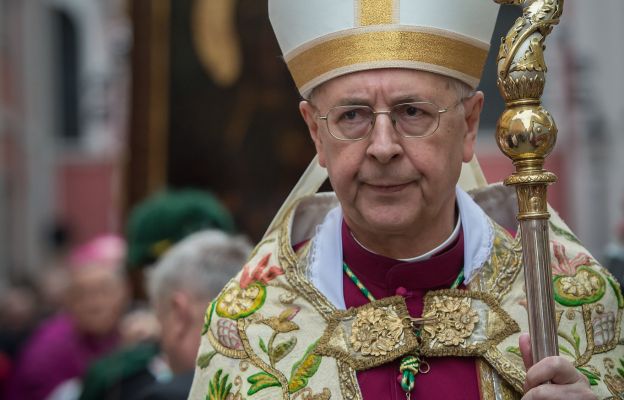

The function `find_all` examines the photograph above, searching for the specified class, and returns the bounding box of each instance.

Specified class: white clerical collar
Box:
[349,213,462,262]
[307,186,494,310]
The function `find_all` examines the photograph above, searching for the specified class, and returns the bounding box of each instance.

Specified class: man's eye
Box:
[343,110,358,120]
[338,108,368,122]
[400,105,425,118]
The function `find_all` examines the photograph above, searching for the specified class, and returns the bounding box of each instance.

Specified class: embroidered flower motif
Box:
[349,306,405,357]
[593,311,616,347]
[240,253,284,289]
[259,306,301,334]
[216,318,242,350]
[553,266,606,307]
[215,253,283,320]
[550,241,591,276]
[559,269,602,297]
[216,282,266,320]
[422,297,479,348]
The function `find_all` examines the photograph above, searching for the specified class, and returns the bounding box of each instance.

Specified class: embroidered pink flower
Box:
[216,318,242,349]
[550,241,591,276]
[240,253,284,289]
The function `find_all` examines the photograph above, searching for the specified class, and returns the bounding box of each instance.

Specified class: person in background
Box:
[137,230,251,400]
[79,189,238,400]
[0,285,39,395]
[5,235,128,400]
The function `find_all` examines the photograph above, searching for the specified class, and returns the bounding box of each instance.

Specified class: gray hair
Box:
[147,230,252,307]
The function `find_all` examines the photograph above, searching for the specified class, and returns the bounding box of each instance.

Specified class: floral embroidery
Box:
[208,369,233,400]
[603,358,624,397]
[593,311,616,347]
[558,323,582,359]
[553,267,605,306]
[549,241,606,306]
[217,318,243,350]
[258,307,301,367]
[246,340,323,396]
[215,253,283,320]
[216,282,266,320]
[422,296,479,347]
[550,241,591,276]
[240,254,284,289]
[349,307,405,357]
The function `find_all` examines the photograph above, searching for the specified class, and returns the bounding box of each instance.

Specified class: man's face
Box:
[66,266,128,336]
[300,69,483,245]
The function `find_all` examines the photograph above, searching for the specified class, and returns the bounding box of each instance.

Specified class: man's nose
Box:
[366,112,402,163]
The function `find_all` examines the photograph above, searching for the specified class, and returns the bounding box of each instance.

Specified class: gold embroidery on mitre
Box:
[420,289,520,357]
[315,296,419,370]
[286,28,488,94]
[357,0,396,26]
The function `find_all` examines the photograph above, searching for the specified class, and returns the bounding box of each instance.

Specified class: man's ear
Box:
[299,100,326,167]
[461,91,484,163]
[169,291,192,338]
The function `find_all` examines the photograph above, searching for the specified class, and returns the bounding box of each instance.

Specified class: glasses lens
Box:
[392,102,439,137]
[327,106,373,140]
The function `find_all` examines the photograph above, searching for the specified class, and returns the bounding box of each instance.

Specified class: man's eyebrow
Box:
[333,97,371,107]
[392,94,429,104]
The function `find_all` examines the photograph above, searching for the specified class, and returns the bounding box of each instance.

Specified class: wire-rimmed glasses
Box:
[317,100,464,141]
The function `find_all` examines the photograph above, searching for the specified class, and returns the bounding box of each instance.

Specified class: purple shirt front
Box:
[342,221,481,400]
[5,313,119,400]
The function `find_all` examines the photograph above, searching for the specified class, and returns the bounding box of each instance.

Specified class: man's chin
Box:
[357,211,419,235]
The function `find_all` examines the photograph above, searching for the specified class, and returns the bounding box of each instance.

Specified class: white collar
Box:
[350,213,462,262]
[307,186,494,310]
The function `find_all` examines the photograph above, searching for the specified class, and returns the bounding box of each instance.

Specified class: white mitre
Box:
[269,0,500,98]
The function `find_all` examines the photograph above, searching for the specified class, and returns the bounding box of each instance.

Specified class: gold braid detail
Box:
[483,347,525,394]
[277,197,364,400]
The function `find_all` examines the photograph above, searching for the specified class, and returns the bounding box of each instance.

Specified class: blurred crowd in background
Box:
[1,0,624,399]
[0,189,252,400]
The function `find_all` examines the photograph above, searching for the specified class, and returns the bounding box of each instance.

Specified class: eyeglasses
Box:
[316,98,467,141]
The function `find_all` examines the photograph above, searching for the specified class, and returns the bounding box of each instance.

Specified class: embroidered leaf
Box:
[558,345,575,358]
[618,359,624,378]
[572,324,581,351]
[208,369,232,400]
[505,346,522,357]
[550,221,582,245]
[288,342,322,393]
[259,337,268,354]
[197,350,217,369]
[272,337,297,364]
[577,367,600,386]
[202,301,216,335]
[247,372,281,395]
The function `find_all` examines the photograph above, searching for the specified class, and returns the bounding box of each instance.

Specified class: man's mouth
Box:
[364,182,412,193]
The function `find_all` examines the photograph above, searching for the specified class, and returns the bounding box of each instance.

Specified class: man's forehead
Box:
[312,68,452,104]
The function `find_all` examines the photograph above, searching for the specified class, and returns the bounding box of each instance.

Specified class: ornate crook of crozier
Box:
[494,0,564,362]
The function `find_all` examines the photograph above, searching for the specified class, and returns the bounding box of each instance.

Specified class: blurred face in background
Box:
[65,266,128,336]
